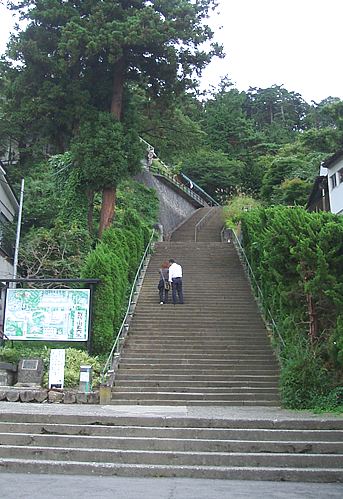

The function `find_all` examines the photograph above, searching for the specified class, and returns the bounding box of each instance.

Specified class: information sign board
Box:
[4,289,90,341]
[48,349,66,389]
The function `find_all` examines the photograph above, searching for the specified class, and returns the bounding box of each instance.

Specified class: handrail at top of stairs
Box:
[224,227,286,352]
[150,163,207,206]
[101,229,155,386]
[194,206,217,242]
[140,136,218,207]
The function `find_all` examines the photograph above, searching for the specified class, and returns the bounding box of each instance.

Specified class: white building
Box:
[323,150,343,216]
[0,161,19,279]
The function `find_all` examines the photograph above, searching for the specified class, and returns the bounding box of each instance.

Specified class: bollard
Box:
[99,384,112,405]
[79,365,92,393]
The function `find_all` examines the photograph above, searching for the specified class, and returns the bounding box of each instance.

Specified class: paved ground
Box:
[0,473,342,499]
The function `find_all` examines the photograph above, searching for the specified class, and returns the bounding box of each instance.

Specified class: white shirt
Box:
[169,262,182,282]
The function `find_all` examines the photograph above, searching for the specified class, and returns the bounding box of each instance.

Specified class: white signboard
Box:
[48,349,66,389]
[4,289,90,341]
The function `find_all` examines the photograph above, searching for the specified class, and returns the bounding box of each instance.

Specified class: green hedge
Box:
[240,206,343,410]
[82,194,158,355]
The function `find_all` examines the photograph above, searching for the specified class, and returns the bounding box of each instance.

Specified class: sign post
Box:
[48,349,66,389]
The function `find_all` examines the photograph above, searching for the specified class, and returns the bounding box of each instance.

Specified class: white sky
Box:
[0,0,342,104]
[202,0,343,103]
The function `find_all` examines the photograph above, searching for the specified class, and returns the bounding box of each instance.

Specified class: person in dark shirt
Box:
[157,260,170,304]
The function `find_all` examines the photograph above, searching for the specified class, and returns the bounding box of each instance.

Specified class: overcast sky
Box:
[0,0,342,104]
[202,0,343,103]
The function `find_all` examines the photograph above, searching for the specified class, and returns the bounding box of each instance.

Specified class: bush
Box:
[0,345,101,388]
[238,206,343,411]
[81,186,158,355]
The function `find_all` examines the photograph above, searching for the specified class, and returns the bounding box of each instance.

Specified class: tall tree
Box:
[4,0,222,234]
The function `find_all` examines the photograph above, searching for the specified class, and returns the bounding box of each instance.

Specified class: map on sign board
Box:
[4,289,90,341]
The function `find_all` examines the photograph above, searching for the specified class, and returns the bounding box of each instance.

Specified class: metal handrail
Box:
[101,229,155,385]
[150,164,207,206]
[194,206,216,242]
[180,172,219,207]
[140,136,217,207]
[226,227,286,352]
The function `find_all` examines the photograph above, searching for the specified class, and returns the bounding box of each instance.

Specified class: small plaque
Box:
[22,359,39,370]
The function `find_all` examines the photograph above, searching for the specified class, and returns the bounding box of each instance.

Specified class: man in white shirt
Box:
[168,259,184,304]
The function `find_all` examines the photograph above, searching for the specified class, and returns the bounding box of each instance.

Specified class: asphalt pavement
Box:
[0,473,342,499]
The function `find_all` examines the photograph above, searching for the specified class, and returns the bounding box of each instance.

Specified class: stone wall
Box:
[136,169,206,239]
[0,387,99,404]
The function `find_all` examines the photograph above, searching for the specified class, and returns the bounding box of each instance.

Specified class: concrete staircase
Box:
[111,207,280,406]
[0,408,342,481]
[0,207,342,483]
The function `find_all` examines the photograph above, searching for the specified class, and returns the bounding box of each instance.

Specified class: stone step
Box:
[5,445,338,467]
[121,353,277,360]
[108,400,285,407]
[109,391,280,402]
[115,380,279,388]
[0,457,342,482]
[124,344,272,351]
[116,374,280,382]
[118,366,279,373]
[1,422,342,442]
[6,434,339,453]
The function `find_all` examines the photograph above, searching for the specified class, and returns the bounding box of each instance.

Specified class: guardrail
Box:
[150,164,208,206]
[194,206,216,242]
[101,229,155,386]
[222,226,285,355]
[140,136,218,207]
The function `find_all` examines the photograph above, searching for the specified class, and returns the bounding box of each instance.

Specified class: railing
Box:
[140,136,218,207]
[179,172,219,207]
[101,229,155,386]
[223,227,285,354]
[194,206,217,242]
[150,163,208,206]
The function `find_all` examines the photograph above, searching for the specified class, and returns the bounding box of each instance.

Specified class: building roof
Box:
[322,149,343,170]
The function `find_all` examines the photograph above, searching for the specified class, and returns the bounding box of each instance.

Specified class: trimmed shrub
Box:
[238,206,343,410]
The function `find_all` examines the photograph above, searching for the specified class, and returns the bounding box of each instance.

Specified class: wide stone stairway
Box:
[111,206,280,406]
[0,207,342,482]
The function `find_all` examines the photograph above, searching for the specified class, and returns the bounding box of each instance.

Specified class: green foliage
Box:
[49,151,89,224]
[272,178,312,206]
[70,112,142,191]
[179,148,245,201]
[3,0,222,165]
[0,344,51,368]
[62,348,102,389]
[223,195,262,228]
[117,179,159,228]
[21,161,63,230]
[19,221,92,279]
[0,344,101,389]
[280,342,331,409]
[81,181,158,355]
[240,206,343,410]
[245,85,310,136]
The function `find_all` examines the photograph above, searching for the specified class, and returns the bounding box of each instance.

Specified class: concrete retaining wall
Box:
[135,170,206,239]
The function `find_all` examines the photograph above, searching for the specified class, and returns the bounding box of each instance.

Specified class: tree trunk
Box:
[110,57,125,119]
[98,187,116,239]
[98,57,125,237]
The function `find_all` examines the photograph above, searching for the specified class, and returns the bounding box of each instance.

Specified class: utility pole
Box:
[12,178,24,287]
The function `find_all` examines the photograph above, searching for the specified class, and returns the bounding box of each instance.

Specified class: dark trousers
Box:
[158,280,169,303]
[171,277,183,304]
